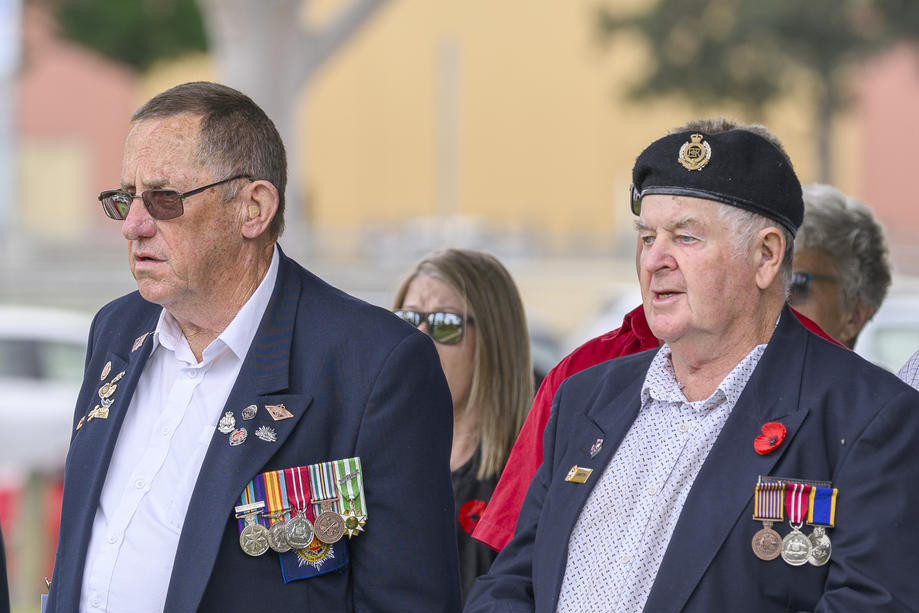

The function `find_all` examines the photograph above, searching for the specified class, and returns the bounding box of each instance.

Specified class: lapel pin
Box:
[255,425,278,442]
[229,427,248,446]
[132,332,151,353]
[265,403,294,421]
[100,361,112,380]
[217,411,236,434]
[589,438,603,458]
[754,422,787,455]
[564,465,593,484]
[241,404,258,420]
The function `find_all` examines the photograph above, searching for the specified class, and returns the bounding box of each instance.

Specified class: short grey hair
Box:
[717,204,795,290]
[795,184,891,313]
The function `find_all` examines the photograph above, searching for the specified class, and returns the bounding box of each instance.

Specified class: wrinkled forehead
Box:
[637,193,727,228]
[121,114,204,186]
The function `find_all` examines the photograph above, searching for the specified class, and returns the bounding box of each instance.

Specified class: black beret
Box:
[631,129,803,235]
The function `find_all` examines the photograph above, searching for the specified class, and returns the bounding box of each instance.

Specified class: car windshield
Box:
[0,338,86,384]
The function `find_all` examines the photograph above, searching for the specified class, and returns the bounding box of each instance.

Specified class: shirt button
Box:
[91,598,101,608]
[161,426,171,436]
[620,553,631,564]
[187,369,200,379]
[648,486,658,496]
[107,535,117,544]
[135,479,145,489]
[678,423,689,433]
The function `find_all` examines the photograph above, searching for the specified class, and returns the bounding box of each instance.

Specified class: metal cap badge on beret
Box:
[630,129,804,235]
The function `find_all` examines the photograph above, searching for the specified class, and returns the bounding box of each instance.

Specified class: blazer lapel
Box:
[164,252,312,613]
[644,307,812,613]
[541,361,649,611]
[53,319,158,605]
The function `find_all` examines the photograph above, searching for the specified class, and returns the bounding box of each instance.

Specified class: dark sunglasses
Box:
[99,174,252,221]
[788,271,839,305]
[393,310,474,345]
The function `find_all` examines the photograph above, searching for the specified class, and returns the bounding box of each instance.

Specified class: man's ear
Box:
[755,226,785,290]
[240,180,279,240]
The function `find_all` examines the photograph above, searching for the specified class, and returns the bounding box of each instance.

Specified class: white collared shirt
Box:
[556,341,767,613]
[80,246,279,613]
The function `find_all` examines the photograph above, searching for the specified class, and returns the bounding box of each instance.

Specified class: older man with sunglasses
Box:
[47,82,461,613]
[465,119,919,613]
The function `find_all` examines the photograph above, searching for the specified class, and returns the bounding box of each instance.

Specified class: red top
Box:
[471,305,842,551]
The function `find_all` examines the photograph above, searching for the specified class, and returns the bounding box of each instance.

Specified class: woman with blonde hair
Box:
[393,248,532,601]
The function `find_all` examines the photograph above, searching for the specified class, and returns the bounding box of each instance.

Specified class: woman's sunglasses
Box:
[788,271,839,305]
[98,175,252,221]
[393,310,474,345]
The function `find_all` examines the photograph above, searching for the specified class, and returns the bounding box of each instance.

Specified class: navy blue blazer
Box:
[466,306,919,612]
[48,248,462,613]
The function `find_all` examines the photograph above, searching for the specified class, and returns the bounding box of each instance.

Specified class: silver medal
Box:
[285,513,315,548]
[781,523,812,566]
[268,520,292,553]
[807,526,832,566]
[239,522,270,556]
[217,411,236,434]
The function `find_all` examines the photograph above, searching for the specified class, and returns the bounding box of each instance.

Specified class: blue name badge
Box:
[279,540,348,582]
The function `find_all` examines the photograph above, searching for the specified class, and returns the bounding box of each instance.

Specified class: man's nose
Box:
[121,198,156,240]
[641,239,676,272]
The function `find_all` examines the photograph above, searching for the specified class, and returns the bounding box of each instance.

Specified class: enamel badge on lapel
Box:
[589,438,603,458]
[564,465,593,484]
[265,403,294,421]
[217,411,236,434]
[241,404,258,420]
[678,133,711,171]
[132,332,151,353]
[100,361,112,380]
[255,425,277,443]
[754,422,786,455]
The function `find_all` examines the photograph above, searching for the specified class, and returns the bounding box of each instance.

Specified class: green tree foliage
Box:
[52,0,207,72]
[598,0,919,181]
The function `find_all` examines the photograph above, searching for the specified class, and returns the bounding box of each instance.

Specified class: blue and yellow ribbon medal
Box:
[806,486,837,566]
[752,476,784,561]
[333,457,367,537]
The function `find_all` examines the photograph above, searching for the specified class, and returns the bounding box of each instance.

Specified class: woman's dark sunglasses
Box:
[394,310,474,345]
[788,271,839,305]
[98,174,252,221]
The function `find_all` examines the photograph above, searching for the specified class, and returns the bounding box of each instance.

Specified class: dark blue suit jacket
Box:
[466,307,919,612]
[48,248,462,612]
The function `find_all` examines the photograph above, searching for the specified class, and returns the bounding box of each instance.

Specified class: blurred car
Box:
[854,293,919,374]
[0,305,90,476]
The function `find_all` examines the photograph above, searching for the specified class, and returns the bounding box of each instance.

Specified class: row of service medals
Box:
[235,458,367,559]
[751,476,837,567]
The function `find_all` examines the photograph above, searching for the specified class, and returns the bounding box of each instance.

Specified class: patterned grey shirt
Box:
[898,349,919,391]
[556,342,767,613]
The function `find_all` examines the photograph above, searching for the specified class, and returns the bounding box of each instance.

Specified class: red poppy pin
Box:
[754,422,786,455]
[458,499,487,534]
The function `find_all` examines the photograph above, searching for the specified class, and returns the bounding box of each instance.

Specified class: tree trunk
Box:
[197,0,390,238]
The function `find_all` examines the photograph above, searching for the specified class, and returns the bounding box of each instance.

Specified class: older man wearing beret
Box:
[464,119,919,612]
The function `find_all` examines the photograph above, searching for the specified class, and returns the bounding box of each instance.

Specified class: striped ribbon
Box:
[333,457,366,516]
[753,476,784,521]
[284,466,313,521]
[807,486,838,527]
[784,482,812,523]
[308,461,340,516]
[259,469,290,526]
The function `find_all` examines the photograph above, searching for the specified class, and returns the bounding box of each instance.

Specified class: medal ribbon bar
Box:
[237,481,259,532]
[753,477,784,521]
[784,482,812,523]
[259,470,289,526]
[285,466,313,521]
[807,486,838,527]
[333,457,366,517]
[309,461,340,515]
